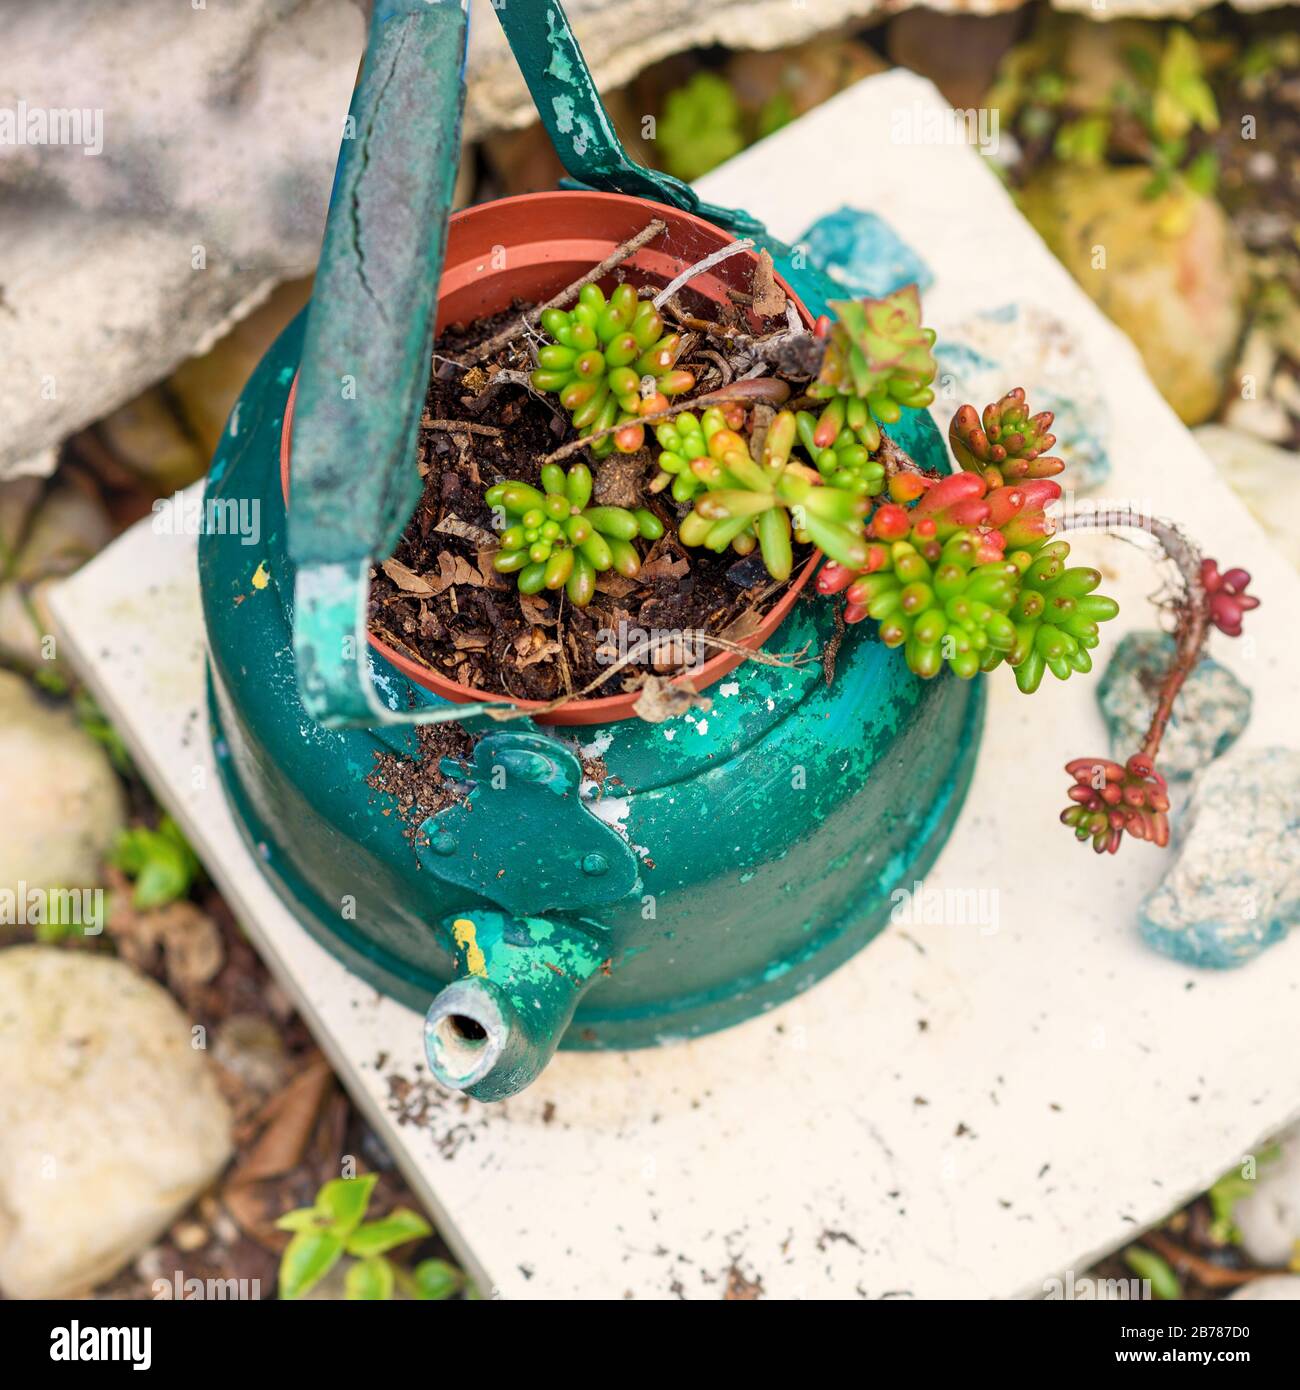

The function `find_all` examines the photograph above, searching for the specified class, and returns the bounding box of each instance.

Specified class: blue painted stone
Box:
[1139,748,1300,968]
[1098,631,1251,779]
[932,302,1111,493]
[796,205,933,299]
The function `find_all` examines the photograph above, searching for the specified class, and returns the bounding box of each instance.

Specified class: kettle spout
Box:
[423,913,606,1102]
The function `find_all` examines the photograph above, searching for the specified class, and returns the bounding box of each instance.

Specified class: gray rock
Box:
[1139,748,1300,969]
[0,671,125,900]
[0,947,233,1298]
[1229,1275,1300,1301]
[1098,631,1251,779]
[1233,1123,1300,1269]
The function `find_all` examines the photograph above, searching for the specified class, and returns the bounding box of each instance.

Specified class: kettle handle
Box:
[287,1,478,729]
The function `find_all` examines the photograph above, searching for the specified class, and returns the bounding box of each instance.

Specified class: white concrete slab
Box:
[50,71,1300,1300]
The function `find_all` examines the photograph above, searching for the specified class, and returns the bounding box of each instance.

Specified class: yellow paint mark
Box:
[251,561,270,590]
[452,918,486,978]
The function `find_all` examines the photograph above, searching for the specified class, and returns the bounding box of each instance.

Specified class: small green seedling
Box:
[109,816,200,908]
[276,1173,463,1301]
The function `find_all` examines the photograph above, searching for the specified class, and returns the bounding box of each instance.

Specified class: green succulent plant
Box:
[649,404,751,503]
[276,1173,463,1301]
[807,286,938,452]
[649,410,712,502]
[529,283,695,458]
[794,409,885,497]
[486,462,663,607]
[840,526,1021,681]
[994,539,1119,693]
[678,409,870,581]
[816,471,1118,689]
[949,387,1064,486]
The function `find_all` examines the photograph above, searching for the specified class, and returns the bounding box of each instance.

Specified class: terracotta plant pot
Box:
[281,190,816,726]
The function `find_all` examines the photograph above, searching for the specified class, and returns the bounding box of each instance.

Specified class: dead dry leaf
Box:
[594,572,639,597]
[228,1055,333,1187]
[518,592,556,626]
[476,547,510,590]
[718,608,766,645]
[632,674,712,723]
[751,249,787,319]
[432,552,486,593]
[514,628,562,668]
[381,558,435,596]
[640,553,690,582]
[435,514,496,548]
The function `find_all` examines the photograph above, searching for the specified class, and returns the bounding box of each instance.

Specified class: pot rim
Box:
[280,189,820,726]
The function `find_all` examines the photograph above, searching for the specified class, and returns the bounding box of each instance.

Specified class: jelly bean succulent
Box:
[487,462,663,607]
[949,388,1065,485]
[649,403,745,503]
[1060,754,1171,855]
[529,282,694,457]
[1056,540,1259,856]
[807,285,938,452]
[1200,559,1259,637]
[795,408,885,498]
[677,409,871,581]
[816,470,1116,688]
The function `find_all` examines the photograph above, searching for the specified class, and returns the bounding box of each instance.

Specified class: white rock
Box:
[0,0,364,480]
[1229,1275,1300,1301]
[0,671,125,898]
[0,947,233,1298]
[1234,1124,1300,1268]
[1194,426,1300,572]
[0,480,113,669]
[464,0,1282,137]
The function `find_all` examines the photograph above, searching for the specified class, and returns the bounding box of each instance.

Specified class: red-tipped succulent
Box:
[1200,559,1260,637]
[949,388,1064,486]
[1060,754,1171,855]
